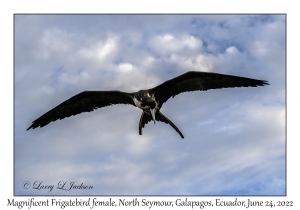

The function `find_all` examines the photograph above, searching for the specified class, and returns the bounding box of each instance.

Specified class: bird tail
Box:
[139,110,184,139]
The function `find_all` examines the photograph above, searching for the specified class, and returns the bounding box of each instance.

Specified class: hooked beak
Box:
[150,109,156,124]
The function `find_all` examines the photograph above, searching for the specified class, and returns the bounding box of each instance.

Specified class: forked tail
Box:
[139,110,184,138]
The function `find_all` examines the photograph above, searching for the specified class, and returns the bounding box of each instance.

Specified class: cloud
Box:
[149,33,202,55]
[78,35,120,64]
[15,14,285,195]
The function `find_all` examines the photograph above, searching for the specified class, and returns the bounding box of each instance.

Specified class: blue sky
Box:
[14,14,285,195]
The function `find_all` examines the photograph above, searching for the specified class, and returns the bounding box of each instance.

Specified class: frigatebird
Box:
[27,71,269,138]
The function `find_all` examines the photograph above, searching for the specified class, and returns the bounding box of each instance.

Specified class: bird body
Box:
[27,71,269,138]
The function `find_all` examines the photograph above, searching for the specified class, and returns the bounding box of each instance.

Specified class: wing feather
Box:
[149,71,269,107]
[27,90,135,130]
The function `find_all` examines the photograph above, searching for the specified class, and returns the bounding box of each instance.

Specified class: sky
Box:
[14,14,285,196]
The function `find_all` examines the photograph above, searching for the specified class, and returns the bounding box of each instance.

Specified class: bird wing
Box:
[139,110,184,138]
[27,90,135,130]
[148,71,269,107]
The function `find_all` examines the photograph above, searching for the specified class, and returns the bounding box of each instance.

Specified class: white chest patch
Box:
[133,97,146,110]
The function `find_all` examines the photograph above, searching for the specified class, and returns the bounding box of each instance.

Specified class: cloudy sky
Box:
[14,14,285,196]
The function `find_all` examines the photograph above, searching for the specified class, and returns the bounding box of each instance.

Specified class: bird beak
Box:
[150,109,156,124]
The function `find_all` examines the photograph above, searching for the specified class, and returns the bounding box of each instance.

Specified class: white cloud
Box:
[225,46,239,54]
[149,33,202,55]
[170,53,215,72]
[15,15,285,196]
[117,62,134,73]
[78,35,119,64]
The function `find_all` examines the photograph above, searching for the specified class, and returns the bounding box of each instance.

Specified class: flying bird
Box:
[27,71,269,138]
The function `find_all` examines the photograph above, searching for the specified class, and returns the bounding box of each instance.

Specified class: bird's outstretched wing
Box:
[149,71,269,107]
[139,110,184,138]
[27,90,135,130]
